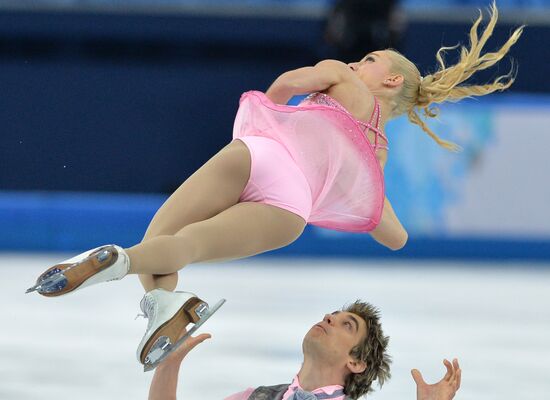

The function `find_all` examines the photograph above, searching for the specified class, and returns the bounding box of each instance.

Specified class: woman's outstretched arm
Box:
[370,197,408,250]
[265,60,348,104]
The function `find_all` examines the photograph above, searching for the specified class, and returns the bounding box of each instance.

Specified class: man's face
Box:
[303,311,368,373]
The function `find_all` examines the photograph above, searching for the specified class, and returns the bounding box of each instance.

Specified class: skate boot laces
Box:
[135,294,156,329]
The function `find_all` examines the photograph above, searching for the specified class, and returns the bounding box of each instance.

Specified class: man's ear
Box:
[347,358,367,374]
[383,74,404,88]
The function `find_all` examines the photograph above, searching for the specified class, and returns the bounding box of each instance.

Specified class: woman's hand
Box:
[369,196,408,250]
[411,359,462,400]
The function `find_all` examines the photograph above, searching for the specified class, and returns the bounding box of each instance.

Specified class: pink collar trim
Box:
[289,375,345,396]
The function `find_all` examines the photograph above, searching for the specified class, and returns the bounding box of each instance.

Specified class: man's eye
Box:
[365,56,375,62]
[345,321,352,329]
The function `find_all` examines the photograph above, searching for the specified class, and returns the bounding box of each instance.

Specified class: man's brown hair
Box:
[343,300,391,399]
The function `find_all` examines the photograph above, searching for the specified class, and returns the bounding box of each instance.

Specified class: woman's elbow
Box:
[266,75,298,104]
[387,231,408,251]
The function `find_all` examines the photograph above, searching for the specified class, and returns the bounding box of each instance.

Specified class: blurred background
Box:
[1,0,549,399]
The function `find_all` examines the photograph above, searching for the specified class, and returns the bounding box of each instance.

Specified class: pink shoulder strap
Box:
[365,97,388,151]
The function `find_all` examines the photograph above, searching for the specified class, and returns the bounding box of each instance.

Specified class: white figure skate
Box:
[25,244,130,296]
[136,288,225,372]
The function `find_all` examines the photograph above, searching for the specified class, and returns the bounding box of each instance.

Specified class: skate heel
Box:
[138,296,204,365]
[185,298,210,323]
[26,245,128,297]
[145,299,209,362]
[135,288,225,371]
[143,298,225,372]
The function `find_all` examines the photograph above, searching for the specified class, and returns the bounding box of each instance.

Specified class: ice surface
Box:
[3,254,549,400]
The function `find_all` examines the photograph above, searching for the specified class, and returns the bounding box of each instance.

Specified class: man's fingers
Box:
[411,369,426,386]
[177,329,189,341]
[177,328,211,342]
[450,358,461,388]
[443,359,453,381]
[456,368,462,390]
[195,333,212,343]
[187,333,212,347]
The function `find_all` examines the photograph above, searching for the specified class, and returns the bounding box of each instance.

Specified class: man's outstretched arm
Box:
[148,333,211,400]
[149,333,461,400]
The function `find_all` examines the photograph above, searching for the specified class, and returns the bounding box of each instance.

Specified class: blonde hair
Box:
[386,2,524,151]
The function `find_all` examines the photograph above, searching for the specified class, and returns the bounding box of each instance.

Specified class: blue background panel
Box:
[2,191,549,261]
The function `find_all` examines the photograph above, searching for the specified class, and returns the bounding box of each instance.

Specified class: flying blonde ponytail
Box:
[388,2,524,151]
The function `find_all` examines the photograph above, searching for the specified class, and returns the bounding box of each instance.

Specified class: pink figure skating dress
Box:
[232,90,387,233]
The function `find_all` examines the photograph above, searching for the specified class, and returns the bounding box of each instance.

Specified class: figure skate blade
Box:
[25,268,68,294]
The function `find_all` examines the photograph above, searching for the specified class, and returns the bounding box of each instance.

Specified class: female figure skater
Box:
[27,4,522,370]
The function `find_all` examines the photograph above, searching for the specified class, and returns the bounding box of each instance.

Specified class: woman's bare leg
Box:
[138,140,251,291]
[126,202,306,275]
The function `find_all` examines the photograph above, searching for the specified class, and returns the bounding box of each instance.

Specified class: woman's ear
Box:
[383,74,404,88]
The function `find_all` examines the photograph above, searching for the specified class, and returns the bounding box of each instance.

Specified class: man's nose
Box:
[323,314,333,325]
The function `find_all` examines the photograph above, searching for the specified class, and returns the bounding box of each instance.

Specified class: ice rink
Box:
[2,254,549,400]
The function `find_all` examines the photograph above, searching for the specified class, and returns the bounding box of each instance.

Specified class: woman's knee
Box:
[264,208,307,248]
[141,215,182,242]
